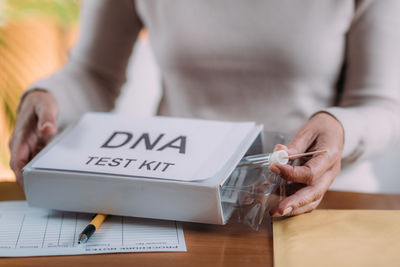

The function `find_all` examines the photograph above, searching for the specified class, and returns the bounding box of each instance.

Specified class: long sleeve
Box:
[325,0,400,164]
[28,0,143,129]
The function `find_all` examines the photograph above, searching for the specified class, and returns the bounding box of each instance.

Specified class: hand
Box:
[269,112,344,217]
[9,90,58,186]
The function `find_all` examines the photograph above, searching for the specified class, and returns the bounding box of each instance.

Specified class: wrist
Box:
[309,111,345,146]
[310,111,344,132]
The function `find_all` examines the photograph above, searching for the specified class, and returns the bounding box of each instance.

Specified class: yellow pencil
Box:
[78,214,108,244]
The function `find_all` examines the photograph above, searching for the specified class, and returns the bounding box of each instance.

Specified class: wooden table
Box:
[1,181,400,267]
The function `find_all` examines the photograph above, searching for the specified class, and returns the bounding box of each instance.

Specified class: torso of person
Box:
[134,1,378,191]
[136,0,352,135]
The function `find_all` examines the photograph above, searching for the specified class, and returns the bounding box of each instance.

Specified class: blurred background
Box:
[1,1,399,192]
[0,0,80,181]
[0,0,160,182]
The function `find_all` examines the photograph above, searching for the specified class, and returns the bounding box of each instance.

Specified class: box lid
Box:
[31,113,258,182]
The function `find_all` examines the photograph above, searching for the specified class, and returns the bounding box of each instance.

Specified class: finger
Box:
[34,103,58,151]
[285,127,317,155]
[9,107,36,185]
[271,198,323,217]
[9,91,58,186]
[9,138,31,186]
[270,185,321,215]
[11,106,36,144]
[273,144,288,152]
[285,182,307,196]
[35,100,58,139]
[289,198,323,216]
[9,111,39,160]
[10,127,45,186]
[270,171,333,217]
[270,152,333,184]
[25,131,40,158]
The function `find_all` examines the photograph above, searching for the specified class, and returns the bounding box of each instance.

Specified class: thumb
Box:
[36,102,58,138]
[285,129,317,155]
[286,138,310,156]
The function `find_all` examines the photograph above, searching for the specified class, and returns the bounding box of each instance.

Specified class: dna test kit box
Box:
[23,113,266,224]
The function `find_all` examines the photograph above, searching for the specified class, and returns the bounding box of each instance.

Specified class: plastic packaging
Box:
[220,131,288,230]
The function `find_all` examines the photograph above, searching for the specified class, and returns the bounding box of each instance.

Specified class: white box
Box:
[23,113,263,224]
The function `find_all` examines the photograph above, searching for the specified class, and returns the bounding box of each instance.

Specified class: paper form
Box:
[0,201,186,257]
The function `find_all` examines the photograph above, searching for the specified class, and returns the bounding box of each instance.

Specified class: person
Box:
[9,0,400,217]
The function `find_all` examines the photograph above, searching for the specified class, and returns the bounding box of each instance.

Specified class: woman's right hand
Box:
[9,90,58,186]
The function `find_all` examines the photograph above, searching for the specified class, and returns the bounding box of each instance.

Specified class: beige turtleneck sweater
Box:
[29,0,400,192]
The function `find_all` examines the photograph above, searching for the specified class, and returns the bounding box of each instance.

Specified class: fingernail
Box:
[40,122,54,131]
[282,207,293,216]
[269,164,281,175]
[271,212,281,218]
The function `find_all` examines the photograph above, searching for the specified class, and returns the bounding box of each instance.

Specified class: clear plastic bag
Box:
[220,131,289,230]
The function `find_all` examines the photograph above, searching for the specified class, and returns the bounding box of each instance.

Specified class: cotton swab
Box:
[282,149,328,160]
[237,149,328,168]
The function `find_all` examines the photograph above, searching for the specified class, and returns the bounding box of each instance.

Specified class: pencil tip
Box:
[78,234,88,244]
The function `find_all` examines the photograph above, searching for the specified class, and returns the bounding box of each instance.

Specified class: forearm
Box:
[324,0,400,164]
[27,61,123,130]
[25,0,143,129]
[325,100,400,164]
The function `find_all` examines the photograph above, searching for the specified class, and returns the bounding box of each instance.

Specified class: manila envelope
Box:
[273,210,400,267]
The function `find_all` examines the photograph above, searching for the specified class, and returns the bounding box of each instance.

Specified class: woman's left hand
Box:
[269,112,344,217]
